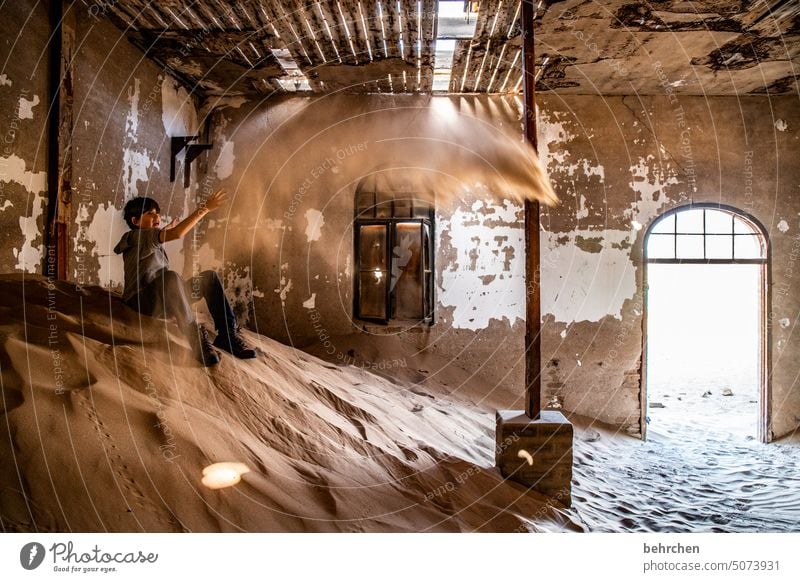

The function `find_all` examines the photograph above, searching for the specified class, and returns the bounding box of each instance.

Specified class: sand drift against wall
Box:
[2,276,797,533]
[0,275,576,532]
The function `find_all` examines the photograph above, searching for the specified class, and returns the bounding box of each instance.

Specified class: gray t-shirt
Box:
[113,228,170,302]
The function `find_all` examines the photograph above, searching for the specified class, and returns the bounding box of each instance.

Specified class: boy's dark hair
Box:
[123,197,160,229]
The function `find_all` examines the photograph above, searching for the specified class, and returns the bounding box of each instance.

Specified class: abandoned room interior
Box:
[1,0,799,534]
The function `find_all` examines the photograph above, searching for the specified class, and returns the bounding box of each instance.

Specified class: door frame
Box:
[641,203,771,442]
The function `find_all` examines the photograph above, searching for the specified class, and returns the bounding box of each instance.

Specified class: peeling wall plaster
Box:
[74,202,128,287]
[121,78,160,200]
[194,242,223,271]
[69,12,198,290]
[121,149,156,199]
[0,153,47,193]
[211,110,235,181]
[541,229,637,324]
[214,139,235,180]
[536,108,574,168]
[224,265,263,325]
[275,262,292,306]
[304,208,324,242]
[161,76,197,136]
[14,193,46,272]
[0,74,11,86]
[533,107,642,325]
[438,199,525,330]
[125,79,140,140]
[535,108,607,230]
[1,154,48,273]
[18,95,39,120]
[625,155,680,227]
[529,124,677,325]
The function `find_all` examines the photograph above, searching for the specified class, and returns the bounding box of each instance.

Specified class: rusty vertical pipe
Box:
[45,0,73,280]
[521,0,541,419]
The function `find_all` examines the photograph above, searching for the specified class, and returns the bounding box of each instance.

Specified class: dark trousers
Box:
[127,269,237,337]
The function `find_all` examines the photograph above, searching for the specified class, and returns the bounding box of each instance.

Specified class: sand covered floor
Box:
[306,333,800,533]
[1,275,798,533]
[571,419,800,532]
[0,275,578,533]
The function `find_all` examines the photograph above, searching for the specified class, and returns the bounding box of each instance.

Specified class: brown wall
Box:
[0,0,50,274]
[2,3,797,440]
[0,1,201,289]
[200,94,532,385]
[70,4,200,290]
[537,94,800,440]
[204,92,800,440]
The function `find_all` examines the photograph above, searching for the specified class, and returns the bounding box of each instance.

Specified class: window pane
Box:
[676,209,704,233]
[359,225,387,269]
[358,272,387,319]
[734,234,764,259]
[651,214,674,234]
[393,197,412,218]
[734,216,757,234]
[676,234,704,259]
[706,234,733,259]
[356,191,375,218]
[705,210,733,234]
[376,192,393,218]
[392,223,423,320]
[413,198,434,219]
[647,234,675,259]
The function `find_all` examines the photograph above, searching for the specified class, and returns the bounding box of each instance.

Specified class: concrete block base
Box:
[495,410,573,507]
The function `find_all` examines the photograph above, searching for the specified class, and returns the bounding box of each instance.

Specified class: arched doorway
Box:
[643,204,770,442]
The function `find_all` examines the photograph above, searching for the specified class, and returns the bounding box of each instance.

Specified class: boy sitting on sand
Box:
[114,190,256,366]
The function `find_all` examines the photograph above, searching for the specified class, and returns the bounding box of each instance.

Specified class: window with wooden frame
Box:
[646,206,767,262]
[354,188,435,325]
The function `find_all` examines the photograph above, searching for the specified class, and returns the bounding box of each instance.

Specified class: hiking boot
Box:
[213,331,257,359]
[190,324,221,367]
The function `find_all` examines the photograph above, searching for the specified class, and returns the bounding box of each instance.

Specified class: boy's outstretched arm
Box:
[160,189,228,243]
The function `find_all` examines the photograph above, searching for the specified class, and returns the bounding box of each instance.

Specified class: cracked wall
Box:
[1,2,202,292]
[70,6,199,290]
[0,0,50,274]
[201,94,533,390]
[537,94,800,440]
[204,92,799,439]
[6,3,795,439]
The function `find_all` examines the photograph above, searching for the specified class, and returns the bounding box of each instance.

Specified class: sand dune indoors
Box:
[0,275,578,533]
[2,275,798,533]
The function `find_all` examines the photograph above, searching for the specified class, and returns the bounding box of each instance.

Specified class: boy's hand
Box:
[161,189,228,243]
[203,189,228,212]
[165,217,179,229]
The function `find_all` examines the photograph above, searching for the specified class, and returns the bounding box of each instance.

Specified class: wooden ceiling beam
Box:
[313,0,348,64]
[107,0,157,30]
[260,2,326,90]
[363,0,387,60]
[449,39,470,93]
[418,0,436,92]
[383,0,403,59]
[338,0,371,64]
